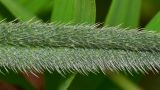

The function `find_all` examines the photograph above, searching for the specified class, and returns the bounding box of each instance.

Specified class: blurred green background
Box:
[0,0,160,90]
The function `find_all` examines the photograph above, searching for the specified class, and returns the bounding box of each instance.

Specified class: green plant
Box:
[1,22,160,73]
[0,0,160,90]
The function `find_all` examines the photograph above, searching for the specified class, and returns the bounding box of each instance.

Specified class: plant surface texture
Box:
[0,22,159,75]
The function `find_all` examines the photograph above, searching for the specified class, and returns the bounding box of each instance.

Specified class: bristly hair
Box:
[0,21,160,75]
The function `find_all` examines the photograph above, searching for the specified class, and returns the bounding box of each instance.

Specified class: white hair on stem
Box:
[0,21,160,75]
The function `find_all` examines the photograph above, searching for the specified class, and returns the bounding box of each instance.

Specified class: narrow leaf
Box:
[22,0,52,13]
[109,73,142,90]
[51,0,96,24]
[0,0,38,21]
[105,0,141,27]
[146,11,160,31]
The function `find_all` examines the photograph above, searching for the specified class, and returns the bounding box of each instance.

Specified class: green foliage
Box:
[24,0,52,14]
[51,0,96,24]
[0,0,38,21]
[0,0,160,90]
[146,11,160,31]
[109,73,141,90]
[105,0,141,28]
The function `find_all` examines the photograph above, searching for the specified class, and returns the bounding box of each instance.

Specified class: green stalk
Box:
[0,45,160,74]
[0,22,160,52]
[0,23,160,74]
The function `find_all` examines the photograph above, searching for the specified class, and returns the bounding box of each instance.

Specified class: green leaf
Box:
[25,0,51,13]
[0,3,15,21]
[108,73,141,90]
[51,0,96,24]
[105,0,141,28]
[146,11,160,31]
[0,0,38,21]
[15,0,52,14]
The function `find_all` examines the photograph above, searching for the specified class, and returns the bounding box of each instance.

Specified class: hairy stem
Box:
[0,22,160,52]
[0,45,159,74]
[0,22,160,74]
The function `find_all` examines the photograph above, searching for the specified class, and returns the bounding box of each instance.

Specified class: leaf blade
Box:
[51,0,96,24]
[146,11,160,31]
[105,0,141,27]
[0,0,38,21]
